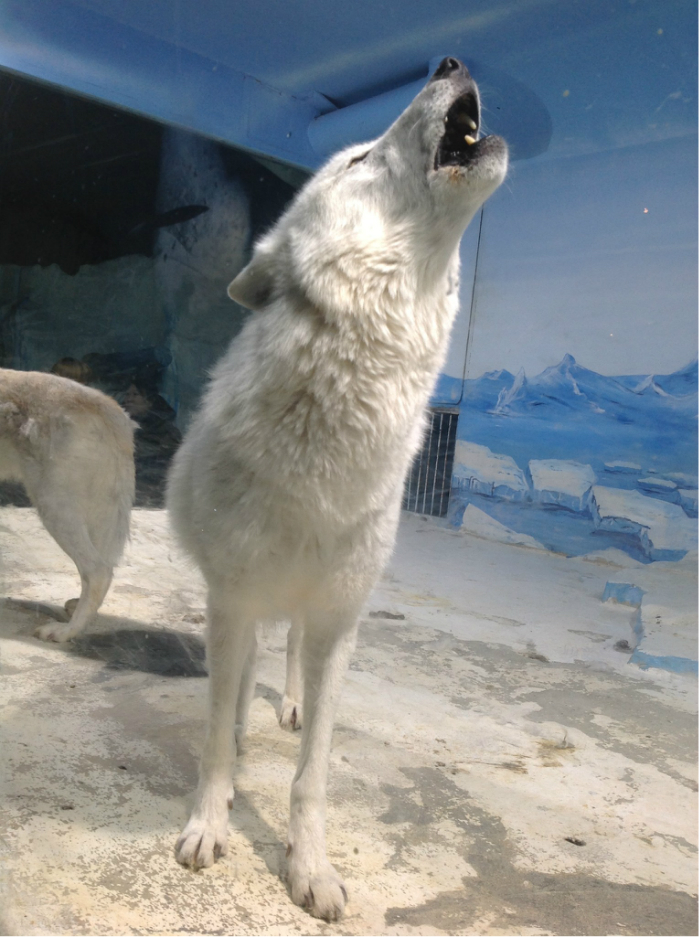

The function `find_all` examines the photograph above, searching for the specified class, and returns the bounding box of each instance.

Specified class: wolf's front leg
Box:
[176,590,255,869]
[287,611,358,921]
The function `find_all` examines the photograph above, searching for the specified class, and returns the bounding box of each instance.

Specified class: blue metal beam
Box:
[0,0,333,169]
[0,1,551,166]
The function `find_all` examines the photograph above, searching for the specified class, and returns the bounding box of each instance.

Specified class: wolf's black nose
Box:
[431,57,470,81]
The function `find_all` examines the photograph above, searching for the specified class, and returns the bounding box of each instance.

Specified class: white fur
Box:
[167,60,507,920]
[0,369,135,641]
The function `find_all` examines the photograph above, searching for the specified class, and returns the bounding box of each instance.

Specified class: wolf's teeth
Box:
[467,117,477,130]
[465,135,476,145]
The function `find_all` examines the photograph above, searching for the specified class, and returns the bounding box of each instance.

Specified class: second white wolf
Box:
[167,57,508,920]
[0,368,135,642]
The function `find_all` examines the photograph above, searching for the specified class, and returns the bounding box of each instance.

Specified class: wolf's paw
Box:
[279,695,302,731]
[34,621,80,643]
[175,814,229,870]
[288,858,347,921]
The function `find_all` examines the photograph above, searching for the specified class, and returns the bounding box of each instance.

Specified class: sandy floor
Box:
[0,507,696,936]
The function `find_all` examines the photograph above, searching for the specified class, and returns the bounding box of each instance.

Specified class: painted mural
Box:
[445,355,697,563]
[434,87,698,567]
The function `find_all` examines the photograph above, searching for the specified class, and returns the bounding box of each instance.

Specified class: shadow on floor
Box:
[69,629,208,677]
[1,598,207,678]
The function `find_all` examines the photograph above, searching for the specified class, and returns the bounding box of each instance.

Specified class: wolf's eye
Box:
[347,150,370,168]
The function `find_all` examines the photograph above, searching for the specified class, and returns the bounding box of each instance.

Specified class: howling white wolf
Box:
[0,368,135,642]
[167,56,508,920]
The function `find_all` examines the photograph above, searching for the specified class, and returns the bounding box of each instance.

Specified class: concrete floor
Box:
[0,507,696,936]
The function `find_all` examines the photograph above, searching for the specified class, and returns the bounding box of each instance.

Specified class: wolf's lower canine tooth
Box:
[465,135,476,145]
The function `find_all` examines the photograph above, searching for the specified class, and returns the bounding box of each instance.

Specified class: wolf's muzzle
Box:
[429,57,472,83]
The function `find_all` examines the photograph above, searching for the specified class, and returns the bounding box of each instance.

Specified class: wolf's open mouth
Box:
[434,91,481,170]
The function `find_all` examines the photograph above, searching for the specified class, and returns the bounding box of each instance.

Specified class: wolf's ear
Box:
[227,250,276,311]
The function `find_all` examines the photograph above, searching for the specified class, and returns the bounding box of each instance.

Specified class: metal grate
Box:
[403,409,458,517]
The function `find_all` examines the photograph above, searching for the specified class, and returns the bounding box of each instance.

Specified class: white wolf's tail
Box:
[79,405,136,568]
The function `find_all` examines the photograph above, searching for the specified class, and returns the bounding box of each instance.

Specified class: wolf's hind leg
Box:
[176,586,255,870]
[32,501,113,643]
[280,615,303,730]
[235,632,257,753]
[286,608,358,920]
[35,565,112,642]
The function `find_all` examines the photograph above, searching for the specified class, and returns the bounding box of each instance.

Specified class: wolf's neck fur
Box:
[205,239,461,522]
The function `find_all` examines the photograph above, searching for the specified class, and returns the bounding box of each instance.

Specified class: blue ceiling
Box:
[0,0,695,170]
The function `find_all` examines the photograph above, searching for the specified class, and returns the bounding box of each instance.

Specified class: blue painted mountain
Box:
[489,354,696,424]
[616,359,698,398]
[458,356,697,478]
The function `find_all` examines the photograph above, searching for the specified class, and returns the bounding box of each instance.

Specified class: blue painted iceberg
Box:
[590,486,697,561]
[528,459,596,513]
[452,441,528,501]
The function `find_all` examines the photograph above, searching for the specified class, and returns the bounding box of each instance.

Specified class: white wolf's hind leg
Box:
[235,633,257,753]
[280,615,303,730]
[32,502,113,643]
[35,565,112,642]
[176,588,255,870]
[287,609,358,920]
